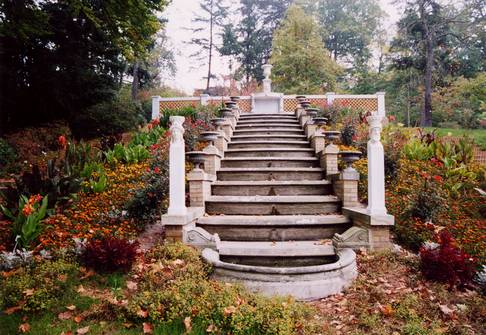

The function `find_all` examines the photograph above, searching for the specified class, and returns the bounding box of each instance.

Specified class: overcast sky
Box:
[163,0,403,94]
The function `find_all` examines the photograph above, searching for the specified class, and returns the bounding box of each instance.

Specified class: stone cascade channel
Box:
[198,112,358,300]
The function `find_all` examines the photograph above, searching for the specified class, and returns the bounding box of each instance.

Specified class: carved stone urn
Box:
[219,108,234,118]
[186,151,209,169]
[322,130,341,144]
[300,100,311,108]
[211,118,226,131]
[339,151,362,170]
[305,107,319,118]
[199,131,220,147]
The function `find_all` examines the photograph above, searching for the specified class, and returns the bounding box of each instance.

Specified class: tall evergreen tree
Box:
[188,0,228,92]
[390,0,484,126]
[270,5,341,94]
[220,0,291,85]
[0,0,168,133]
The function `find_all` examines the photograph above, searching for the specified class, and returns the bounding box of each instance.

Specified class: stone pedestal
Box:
[215,132,229,154]
[151,96,161,120]
[311,134,325,154]
[320,144,339,176]
[295,107,305,119]
[305,123,317,139]
[222,122,233,138]
[333,168,360,208]
[202,145,222,176]
[299,113,311,127]
[251,93,283,114]
[188,169,215,207]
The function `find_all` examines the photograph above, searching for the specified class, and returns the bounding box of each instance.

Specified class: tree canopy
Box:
[270,5,341,94]
[0,0,169,134]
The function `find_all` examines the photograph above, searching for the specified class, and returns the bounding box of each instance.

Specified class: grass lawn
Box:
[424,127,486,150]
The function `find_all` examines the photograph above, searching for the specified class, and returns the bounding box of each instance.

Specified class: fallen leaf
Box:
[19,323,30,333]
[4,305,22,315]
[66,305,77,311]
[23,289,35,296]
[77,326,90,334]
[137,308,148,318]
[61,331,73,335]
[126,281,138,291]
[143,322,153,334]
[223,306,236,316]
[206,324,216,332]
[439,304,454,317]
[184,316,192,332]
[74,315,83,323]
[77,285,86,294]
[58,274,67,282]
[379,304,394,317]
[58,311,73,320]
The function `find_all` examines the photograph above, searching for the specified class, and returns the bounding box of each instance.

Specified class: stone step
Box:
[221,157,319,168]
[230,134,307,142]
[232,129,305,136]
[237,119,299,125]
[211,180,331,196]
[227,140,310,149]
[217,241,337,267]
[224,148,315,158]
[216,167,324,181]
[217,167,325,181]
[198,215,350,241]
[205,195,341,215]
[239,113,296,119]
[235,123,302,129]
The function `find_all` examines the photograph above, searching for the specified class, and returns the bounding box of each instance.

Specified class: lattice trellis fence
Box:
[155,93,385,118]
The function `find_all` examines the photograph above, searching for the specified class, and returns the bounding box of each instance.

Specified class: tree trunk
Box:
[131,61,139,100]
[206,0,214,92]
[420,1,433,127]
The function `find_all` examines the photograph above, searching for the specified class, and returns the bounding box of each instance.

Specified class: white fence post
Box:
[326,92,336,106]
[366,114,387,216]
[167,116,187,216]
[376,92,386,118]
[200,94,210,106]
[151,95,161,120]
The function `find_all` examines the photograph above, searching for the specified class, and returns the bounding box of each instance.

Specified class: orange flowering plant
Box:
[0,194,49,249]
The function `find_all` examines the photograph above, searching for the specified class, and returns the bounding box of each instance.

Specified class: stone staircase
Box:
[194,113,358,300]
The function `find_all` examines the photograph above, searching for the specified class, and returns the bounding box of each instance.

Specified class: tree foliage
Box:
[188,0,228,92]
[220,0,291,84]
[0,0,168,134]
[270,5,341,94]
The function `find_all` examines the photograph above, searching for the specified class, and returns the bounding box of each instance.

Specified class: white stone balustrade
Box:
[366,114,387,216]
[151,95,161,120]
[167,116,187,216]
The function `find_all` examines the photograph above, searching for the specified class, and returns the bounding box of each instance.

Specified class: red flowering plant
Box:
[0,194,49,249]
[420,230,477,289]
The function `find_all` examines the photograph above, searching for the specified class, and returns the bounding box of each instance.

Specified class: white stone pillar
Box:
[376,92,386,118]
[366,114,387,216]
[168,116,187,216]
[151,96,161,120]
[200,94,210,106]
[326,92,336,106]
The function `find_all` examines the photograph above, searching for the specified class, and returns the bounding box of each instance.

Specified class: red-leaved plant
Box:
[83,236,139,273]
[420,231,477,288]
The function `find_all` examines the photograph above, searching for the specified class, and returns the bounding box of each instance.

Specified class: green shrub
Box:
[126,243,318,335]
[105,143,150,165]
[0,258,79,312]
[0,138,17,168]
[159,106,197,128]
[71,92,143,139]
